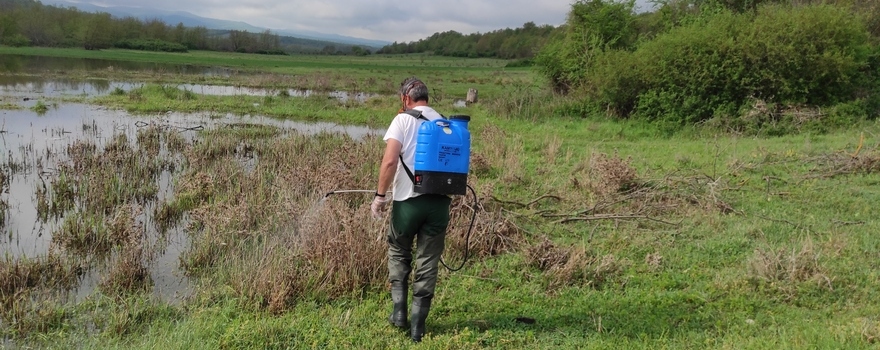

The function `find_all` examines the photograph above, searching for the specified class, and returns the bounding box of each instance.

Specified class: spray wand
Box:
[324,189,380,198]
[322,186,478,272]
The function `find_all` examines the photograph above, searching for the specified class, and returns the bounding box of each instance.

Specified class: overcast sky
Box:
[81,0,656,43]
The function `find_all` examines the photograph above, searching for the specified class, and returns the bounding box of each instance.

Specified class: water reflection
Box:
[0,75,139,96]
[0,54,382,102]
[0,75,379,102]
[0,54,241,76]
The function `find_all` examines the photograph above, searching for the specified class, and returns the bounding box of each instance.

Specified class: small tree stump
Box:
[466,88,478,104]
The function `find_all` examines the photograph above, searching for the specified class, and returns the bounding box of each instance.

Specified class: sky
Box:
[79,0,656,43]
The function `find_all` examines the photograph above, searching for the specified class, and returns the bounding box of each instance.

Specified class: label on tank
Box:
[438,144,461,164]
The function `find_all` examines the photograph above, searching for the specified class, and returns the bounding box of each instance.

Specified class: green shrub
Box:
[504,58,534,68]
[113,39,188,53]
[1,33,30,47]
[576,4,874,128]
[535,0,638,93]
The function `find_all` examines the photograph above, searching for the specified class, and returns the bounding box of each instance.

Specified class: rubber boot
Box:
[410,297,431,342]
[388,281,408,328]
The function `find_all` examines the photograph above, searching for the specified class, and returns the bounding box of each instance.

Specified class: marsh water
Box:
[0,54,384,302]
[0,54,379,102]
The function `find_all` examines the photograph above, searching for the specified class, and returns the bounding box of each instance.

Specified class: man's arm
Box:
[377,138,403,196]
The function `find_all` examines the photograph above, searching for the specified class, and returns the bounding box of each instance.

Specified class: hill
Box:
[40,0,390,49]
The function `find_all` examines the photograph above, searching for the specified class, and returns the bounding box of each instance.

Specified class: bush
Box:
[2,34,30,47]
[255,49,287,55]
[535,0,638,93]
[579,4,874,127]
[113,39,188,53]
[504,58,534,68]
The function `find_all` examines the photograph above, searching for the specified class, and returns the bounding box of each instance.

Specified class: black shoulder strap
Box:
[399,109,428,183]
[403,109,429,120]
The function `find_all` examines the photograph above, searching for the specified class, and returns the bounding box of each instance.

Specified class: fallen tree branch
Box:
[557,213,680,226]
[526,195,562,207]
[490,195,527,208]
[832,219,865,226]
[754,213,811,232]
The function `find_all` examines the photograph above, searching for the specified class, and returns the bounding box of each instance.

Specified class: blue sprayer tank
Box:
[414,115,471,195]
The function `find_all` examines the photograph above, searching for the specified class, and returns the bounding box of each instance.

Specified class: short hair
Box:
[399,77,429,103]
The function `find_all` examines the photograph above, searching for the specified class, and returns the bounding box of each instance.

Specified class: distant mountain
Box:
[40,0,390,49]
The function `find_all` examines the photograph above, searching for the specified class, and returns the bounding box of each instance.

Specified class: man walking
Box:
[371,77,451,342]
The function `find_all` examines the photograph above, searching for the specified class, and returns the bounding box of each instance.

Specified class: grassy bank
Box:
[2,48,880,349]
[0,47,532,98]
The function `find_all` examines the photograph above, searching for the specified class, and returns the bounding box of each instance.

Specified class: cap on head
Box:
[399,77,429,103]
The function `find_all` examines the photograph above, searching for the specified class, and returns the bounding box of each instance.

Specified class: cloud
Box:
[80,0,657,42]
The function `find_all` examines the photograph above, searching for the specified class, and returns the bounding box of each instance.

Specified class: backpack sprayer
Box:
[324,111,476,271]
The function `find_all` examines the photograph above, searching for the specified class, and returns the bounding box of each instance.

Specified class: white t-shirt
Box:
[383,106,444,202]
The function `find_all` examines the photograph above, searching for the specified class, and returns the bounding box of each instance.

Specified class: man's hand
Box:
[371,195,389,219]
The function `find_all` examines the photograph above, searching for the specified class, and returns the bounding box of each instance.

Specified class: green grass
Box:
[0,47,534,98]
[91,84,403,127]
[3,48,880,349]
[0,102,22,110]
[10,116,879,349]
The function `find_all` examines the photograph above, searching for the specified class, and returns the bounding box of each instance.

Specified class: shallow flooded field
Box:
[0,75,379,102]
[0,54,383,304]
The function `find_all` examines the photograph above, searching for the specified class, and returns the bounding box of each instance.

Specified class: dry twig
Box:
[557,213,681,226]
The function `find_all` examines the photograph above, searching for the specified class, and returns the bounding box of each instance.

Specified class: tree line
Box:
[0,0,370,54]
[377,22,557,59]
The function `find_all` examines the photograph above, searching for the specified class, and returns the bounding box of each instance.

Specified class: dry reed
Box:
[165,125,526,312]
[748,238,833,300]
[524,236,626,291]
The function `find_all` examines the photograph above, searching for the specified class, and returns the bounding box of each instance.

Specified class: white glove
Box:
[371,194,389,219]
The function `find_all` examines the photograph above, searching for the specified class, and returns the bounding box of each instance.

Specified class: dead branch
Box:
[853,132,864,158]
[557,213,680,226]
[526,195,562,207]
[754,213,811,232]
[492,194,561,210]
[832,220,865,226]
[490,195,527,208]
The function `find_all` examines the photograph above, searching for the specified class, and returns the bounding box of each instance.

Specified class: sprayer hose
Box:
[440,184,477,272]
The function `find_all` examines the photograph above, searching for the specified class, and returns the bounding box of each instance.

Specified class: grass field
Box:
[1,48,880,349]
[0,47,532,99]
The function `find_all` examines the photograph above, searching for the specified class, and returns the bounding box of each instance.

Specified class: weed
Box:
[807,149,880,178]
[53,212,113,254]
[30,100,49,114]
[136,124,163,156]
[525,236,571,271]
[128,89,144,102]
[0,168,7,228]
[476,125,525,185]
[93,296,181,337]
[524,236,626,291]
[446,194,524,260]
[748,238,833,301]
[0,167,6,189]
[164,129,188,153]
[468,152,492,176]
[0,102,23,110]
[544,135,562,161]
[0,254,81,333]
[584,152,639,198]
[862,318,880,344]
[100,245,151,296]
